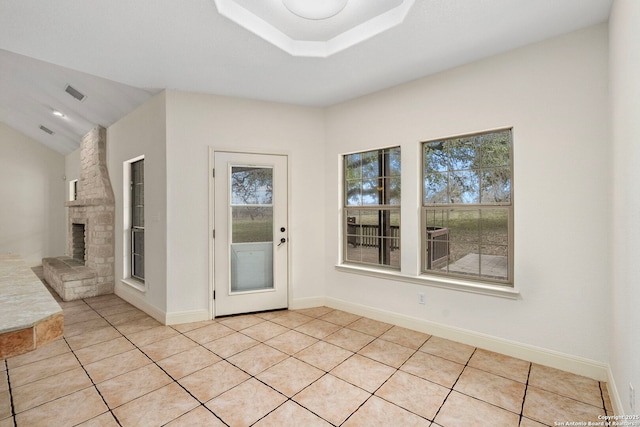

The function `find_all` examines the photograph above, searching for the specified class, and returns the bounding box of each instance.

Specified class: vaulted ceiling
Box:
[0,0,612,155]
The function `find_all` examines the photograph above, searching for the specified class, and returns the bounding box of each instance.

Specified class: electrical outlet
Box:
[630,383,636,413]
[418,292,426,305]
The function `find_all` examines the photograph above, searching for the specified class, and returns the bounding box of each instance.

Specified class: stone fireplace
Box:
[43,126,115,301]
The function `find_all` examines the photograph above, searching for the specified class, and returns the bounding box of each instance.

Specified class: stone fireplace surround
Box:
[43,126,115,301]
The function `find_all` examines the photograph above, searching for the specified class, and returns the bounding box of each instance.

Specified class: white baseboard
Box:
[114,283,166,324]
[606,366,625,415]
[324,296,611,382]
[165,309,210,325]
[114,290,611,384]
[114,291,620,410]
[290,296,326,310]
[115,283,210,325]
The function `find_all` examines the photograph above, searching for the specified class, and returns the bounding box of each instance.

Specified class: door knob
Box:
[278,237,286,247]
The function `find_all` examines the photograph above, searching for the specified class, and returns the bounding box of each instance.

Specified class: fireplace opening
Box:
[71,223,86,264]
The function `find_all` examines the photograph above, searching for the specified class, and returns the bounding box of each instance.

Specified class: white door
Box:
[213,152,288,316]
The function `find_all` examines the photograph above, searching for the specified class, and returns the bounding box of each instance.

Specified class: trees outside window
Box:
[344,147,401,269]
[422,129,513,284]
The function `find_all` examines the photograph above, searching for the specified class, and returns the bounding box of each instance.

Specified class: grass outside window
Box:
[422,129,513,285]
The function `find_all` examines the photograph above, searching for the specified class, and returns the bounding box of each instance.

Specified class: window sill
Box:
[335,264,520,300]
[121,277,147,293]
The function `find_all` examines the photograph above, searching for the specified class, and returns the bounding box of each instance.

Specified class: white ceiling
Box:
[0,0,612,155]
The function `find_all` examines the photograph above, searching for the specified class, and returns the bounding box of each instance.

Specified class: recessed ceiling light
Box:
[282,0,348,20]
[52,110,65,118]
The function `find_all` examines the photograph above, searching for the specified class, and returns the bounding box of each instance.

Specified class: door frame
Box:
[208,147,292,319]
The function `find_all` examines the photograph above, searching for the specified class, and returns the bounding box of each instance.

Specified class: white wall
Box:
[108,91,168,318]
[164,91,326,318]
[103,23,616,381]
[324,25,611,363]
[0,122,65,266]
[64,147,81,252]
[64,148,80,190]
[609,0,640,415]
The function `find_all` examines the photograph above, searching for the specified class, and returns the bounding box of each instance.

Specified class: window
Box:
[422,129,513,284]
[69,179,78,201]
[130,159,144,281]
[343,147,400,269]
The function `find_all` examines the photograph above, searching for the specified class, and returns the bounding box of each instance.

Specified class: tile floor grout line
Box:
[171,310,318,425]
[327,329,434,425]
[4,359,17,427]
[91,304,232,427]
[282,397,337,427]
[429,345,477,425]
[525,376,612,412]
[340,344,417,426]
[241,320,362,427]
[174,309,604,422]
[287,384,342,427]
[146,354,229,425]
[599,381,607,414]
[14,298,612,426]
[169,319,302,426]
[172,318,336,426]
[64,334,124,427]
[3,296,112,426]
[80,297,171,425]
[44,280,461,424]
[241,387,306,427]
[447,350,537,423]
[347,335,531,422]
[7,336,120,426]
[518,361,533,426]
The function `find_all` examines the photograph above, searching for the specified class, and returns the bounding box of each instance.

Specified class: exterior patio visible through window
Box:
[422,129,513,285]
[343,146,400,269]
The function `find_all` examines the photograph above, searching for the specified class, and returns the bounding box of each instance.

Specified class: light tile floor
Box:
[1,293,614,426]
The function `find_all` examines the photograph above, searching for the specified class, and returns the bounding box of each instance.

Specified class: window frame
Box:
[68,179,78,201]
[122,155,146,292]
[342,146,401,270]
[421,128,514,286]
[130,159,145,282]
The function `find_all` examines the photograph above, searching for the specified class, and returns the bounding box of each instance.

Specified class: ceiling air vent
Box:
[65,84,86,102]
[39,125,54,135]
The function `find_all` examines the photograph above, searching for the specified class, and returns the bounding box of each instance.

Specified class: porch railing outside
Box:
[347,224,400,250]
[346,220,450,268]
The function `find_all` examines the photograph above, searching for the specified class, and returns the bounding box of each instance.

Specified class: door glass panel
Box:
[229,166,274,293]
[231,166,273,204]
[232,207,273,243]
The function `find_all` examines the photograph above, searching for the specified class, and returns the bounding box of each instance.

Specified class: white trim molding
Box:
[335,264,520,300]
[290,296,326,310]
[114,282,165,324]
[321,296,609,382]
[606,367,625,416]
[165,309,210,326]
[115,282,209,326]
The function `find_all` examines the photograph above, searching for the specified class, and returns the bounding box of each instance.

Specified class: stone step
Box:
[42,256,107,301]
